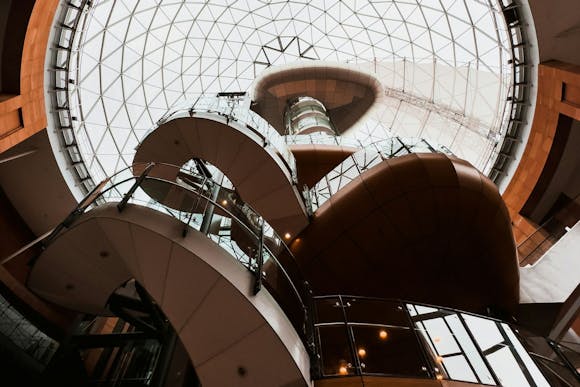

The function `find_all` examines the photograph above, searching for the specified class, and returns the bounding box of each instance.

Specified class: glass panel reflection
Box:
[344,298,409,327]
[318,326,355,376]
[313,297,575,385]
[315,297,344,324]
[445,314,496,384]
[351,325,428,377]
[441,355,478,383]
[487,346,532,386]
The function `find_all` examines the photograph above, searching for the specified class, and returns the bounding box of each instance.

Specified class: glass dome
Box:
[54,0,514,185]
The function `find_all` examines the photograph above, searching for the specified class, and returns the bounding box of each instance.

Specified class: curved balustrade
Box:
[284,132,364,148]
[310,137,454,210]
[154,95,296,180]
[136,94,309,236]
[32,162,313,347]
[313,295,580,386]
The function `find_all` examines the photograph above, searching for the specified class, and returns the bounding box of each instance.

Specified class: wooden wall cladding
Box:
[503,61,580,243]
[0,0,59,154]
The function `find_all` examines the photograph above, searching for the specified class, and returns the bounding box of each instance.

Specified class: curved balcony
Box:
[310,137,453,211]
[284,132,363,148]
[26,162,313,386]
[134,95,308,236]
[153,95,296,178]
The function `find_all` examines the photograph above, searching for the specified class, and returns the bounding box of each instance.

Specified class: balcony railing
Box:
[154,94,297,183]
[18,162,315,358]
[312,295,580,386]
[517,217,569,267]
[309,137,453,210]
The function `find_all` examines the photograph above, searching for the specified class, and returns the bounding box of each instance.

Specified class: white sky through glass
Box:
[66,0,512,181]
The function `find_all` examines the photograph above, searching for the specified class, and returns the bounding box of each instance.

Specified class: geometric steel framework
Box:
[48,0,524,194]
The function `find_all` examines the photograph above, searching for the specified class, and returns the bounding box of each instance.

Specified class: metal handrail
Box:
[311,295,580,385]
[146,95,298,184]
[516,194,580,266]
[8,162,312,347]
[309,136,454,210]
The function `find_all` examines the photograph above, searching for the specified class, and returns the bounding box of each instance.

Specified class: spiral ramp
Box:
[27,203,311,387]
[134,112,309,237]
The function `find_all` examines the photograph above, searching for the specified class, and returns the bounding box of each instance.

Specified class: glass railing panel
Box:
[462,314,505,352]
[487,346,535,386]
[309,137,453,212]
[343,297,409,327]
[156,95,297,181]
[317,325,356,377]
[407,304,438,316]
[311,297,579,384]
[261,247,308,338]
[502,323,551,387]
[211,214,258,271]
[351,324,429,378]
[445,314,496,384]
[421,317,462,356]
[314,297,344,324]
[461,314,552,386]
[440,354,478,383]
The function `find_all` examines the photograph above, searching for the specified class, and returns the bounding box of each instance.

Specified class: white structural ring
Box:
[28,203,311,386]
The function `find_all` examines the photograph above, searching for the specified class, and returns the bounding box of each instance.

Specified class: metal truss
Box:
[47,0,529,190]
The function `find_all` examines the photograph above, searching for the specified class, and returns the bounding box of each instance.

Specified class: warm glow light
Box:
[436,374,443,380]
[436,356,444,363]
[221,199,227,206]
[339,366,348,375]
[434,337,441,343]
[379,330,388,340]
[284,232,291,239]
[358,348,366,358]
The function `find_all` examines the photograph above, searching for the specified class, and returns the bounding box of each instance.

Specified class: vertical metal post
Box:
[117,163,155,212]
[305,283,321,378]
[150,330,177,387]
[183,175,207,237]
[403,304,436,379]
[548,340,580,381]
[199,172,223,235]
[431,57,436,103]
[441,315,481,383]
[457,313,502,385]
[496,322,537,386]
[253,221,264,295]
[338,295,362,376]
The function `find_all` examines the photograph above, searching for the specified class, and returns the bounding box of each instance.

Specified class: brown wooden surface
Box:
[293,153,519,314]
[0,0,59,153]
[290,144,357,188]
[503,61,580,243]
[0,0,76,335]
